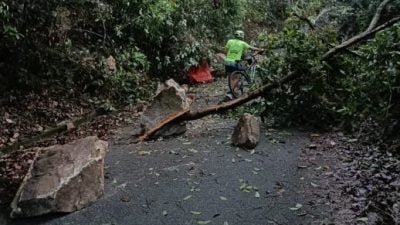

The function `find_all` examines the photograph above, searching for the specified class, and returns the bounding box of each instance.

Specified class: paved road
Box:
[2,117,313,225]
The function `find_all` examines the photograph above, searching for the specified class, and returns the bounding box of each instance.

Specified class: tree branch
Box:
[367,0,392,31]
[321,16,400,61]
[293,13,315,30]
[292,13,366,59]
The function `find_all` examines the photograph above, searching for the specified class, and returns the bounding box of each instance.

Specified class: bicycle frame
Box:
[228,51,264,98]
[243,55,258,83]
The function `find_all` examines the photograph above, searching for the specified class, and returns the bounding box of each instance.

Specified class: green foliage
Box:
[322,0,400,37]
[0,2,23,42]
[258,16,400,129]
[0,0,247,104]
[110,0,247,77]
[105,48,154,104]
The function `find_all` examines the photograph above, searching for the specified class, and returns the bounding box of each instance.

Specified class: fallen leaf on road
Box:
[239,180,258,193]
[190,187,200,192]
[66,122,75,131]
[308,144,317,149]
[188,148,198,153]
[190,211,202,215]
[183,195,192,201]
[137,150,151,156]
[6,118,15,124]
[356,217,368,222]
[220,196,227,201]
[347,139,358,143]
[120,196,130,202]
[289,203,303,211]
[197,221,211,225]
[255,192,260,198]
[270,139,278,144]
[162,210,168,216]
[311,182,319,187]
[13,133,20,139]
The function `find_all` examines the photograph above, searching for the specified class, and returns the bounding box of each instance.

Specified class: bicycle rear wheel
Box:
[228,71,249,98]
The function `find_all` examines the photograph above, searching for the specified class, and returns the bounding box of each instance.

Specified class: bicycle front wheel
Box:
[228,71,249,98]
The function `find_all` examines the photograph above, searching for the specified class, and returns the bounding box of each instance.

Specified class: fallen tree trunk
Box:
[140,13,400,140]
[136,73,297,141]
[184,73,297,120]
[186,4,400,123]
[137,109,189,142]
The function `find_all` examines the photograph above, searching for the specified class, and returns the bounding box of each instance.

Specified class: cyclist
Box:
[224,30,264,100]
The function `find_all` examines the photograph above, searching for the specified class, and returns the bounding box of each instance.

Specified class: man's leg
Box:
[224,63,238,100]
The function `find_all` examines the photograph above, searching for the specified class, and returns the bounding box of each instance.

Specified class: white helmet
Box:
[234,30,245,39]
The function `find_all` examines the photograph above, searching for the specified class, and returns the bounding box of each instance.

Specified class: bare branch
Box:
[321,16,400,61]
[292,13,366,59]
[293,13,315,30]
[367,0,392,31]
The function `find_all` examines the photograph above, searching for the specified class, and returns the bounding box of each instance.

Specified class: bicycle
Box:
[228,50,264,98]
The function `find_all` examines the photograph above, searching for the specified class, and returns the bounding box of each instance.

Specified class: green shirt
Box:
[225,39,251,62]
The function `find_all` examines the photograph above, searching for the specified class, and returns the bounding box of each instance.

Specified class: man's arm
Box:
[243,41,264,52]
[249,46,264,52]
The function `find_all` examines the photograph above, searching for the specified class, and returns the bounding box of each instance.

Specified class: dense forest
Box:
[1,0,399,132]
[1,0,400,224]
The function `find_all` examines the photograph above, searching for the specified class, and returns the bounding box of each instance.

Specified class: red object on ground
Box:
[187,59,213,84]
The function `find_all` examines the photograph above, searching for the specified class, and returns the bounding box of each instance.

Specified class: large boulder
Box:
[137,79,190,138]
[232,113,260,149]
[10,136,108,218]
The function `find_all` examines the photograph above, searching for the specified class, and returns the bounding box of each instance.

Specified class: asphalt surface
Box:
[1,116,313,225]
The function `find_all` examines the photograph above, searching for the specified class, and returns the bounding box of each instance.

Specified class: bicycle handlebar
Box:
[234,49,265,64]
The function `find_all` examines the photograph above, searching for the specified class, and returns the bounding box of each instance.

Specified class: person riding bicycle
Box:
[224,30,264,99]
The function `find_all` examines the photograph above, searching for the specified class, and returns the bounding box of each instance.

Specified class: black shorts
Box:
[224,61,246,74]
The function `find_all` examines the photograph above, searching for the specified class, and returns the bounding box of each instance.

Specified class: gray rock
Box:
[138,79,190,137]
[10,136,108,218]
[232,113,260,149]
